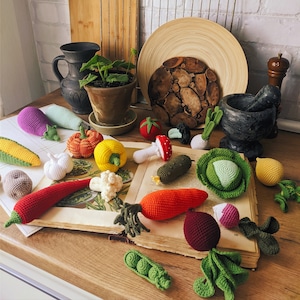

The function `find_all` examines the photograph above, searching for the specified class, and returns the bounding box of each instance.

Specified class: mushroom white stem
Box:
[133,142,161,164]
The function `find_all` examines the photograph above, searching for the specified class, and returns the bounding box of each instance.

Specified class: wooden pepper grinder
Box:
[267,53,290,138]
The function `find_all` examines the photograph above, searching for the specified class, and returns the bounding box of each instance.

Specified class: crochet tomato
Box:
[139,117,162,141]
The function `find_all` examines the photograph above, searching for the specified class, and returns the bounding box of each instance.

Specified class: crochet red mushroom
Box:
[133,135,172,164]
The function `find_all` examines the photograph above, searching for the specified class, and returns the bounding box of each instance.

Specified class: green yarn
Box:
[124,249,171,290]
[238,216,280,255]
[196,148,252,199]
[193,248,249,300]
[4,210,22,228]
[206,157,242,191]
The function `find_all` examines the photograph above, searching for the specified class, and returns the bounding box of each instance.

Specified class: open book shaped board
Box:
[0,109,259,269]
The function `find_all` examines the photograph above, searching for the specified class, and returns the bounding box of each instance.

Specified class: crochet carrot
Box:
[114,188,208,237]
[4,178,91,227]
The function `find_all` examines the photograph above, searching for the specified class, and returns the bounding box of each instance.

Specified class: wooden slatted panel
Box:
[69,0,101,46]
[69,0,139,63]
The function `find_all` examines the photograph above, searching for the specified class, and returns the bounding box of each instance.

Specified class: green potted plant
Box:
[79,48,137,125]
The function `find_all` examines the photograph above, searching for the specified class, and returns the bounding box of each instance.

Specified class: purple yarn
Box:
[17,106,51,136]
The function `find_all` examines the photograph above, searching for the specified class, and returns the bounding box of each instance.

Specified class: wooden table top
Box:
[1,89,300,299]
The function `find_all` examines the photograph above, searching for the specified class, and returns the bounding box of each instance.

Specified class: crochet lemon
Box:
[255,157,284,186]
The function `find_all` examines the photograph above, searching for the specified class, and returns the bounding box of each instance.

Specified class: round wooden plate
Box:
[137,17,248,109]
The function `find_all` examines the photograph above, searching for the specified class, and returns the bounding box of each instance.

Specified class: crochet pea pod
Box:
[0,136,41,167]
[124,249,171,290]
[17,106,60,141]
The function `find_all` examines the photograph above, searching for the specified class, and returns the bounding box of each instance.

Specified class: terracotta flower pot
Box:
[84,78,137,125]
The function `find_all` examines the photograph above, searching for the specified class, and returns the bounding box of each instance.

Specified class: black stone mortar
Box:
[219,92,277,161]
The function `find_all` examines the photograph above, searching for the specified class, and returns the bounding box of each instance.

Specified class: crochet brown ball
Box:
[184,210,220,251]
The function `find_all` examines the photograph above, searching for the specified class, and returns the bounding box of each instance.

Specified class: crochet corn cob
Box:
[0,137,41,167]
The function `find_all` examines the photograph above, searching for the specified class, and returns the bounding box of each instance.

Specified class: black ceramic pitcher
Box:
[52,42,100,114]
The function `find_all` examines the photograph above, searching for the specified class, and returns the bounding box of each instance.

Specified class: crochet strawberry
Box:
[139,117,162,141]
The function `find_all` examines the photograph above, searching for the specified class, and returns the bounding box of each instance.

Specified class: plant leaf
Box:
[80,55,112,72]
[79,73,98,88]
[106,73,129,83]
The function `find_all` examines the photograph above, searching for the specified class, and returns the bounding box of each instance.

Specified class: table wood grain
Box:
[1,89,300,299]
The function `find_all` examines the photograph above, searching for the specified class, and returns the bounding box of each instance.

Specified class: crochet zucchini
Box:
[155,154,192,184]
[124,249,171,290]
[0,137,41,167]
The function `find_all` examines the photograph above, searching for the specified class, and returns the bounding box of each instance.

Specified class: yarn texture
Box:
[213,203,240,229]
[238,216,280,255]
[3,170,32,200]
[124,249,171,290]
[193,248,249,300]
[196,148,251,199]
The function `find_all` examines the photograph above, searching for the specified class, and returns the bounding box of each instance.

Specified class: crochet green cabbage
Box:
[196,148,251,199]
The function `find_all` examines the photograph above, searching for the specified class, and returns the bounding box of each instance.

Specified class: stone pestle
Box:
[245,84,281,112]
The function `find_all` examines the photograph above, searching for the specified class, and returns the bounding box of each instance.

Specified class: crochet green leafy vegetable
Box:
[196,148,251,199]
[193,248,249,299]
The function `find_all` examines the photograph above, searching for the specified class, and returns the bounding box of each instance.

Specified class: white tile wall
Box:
[27,0,300,123]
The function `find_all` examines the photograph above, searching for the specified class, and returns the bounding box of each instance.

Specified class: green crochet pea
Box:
[124,249,171,290]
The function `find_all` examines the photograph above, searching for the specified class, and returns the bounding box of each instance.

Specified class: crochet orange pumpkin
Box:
[67,126,103,158]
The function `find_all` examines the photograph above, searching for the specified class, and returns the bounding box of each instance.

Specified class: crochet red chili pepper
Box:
[4,178,91,227]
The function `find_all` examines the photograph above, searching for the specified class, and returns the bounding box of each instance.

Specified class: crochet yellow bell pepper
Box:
[94,139,127,172]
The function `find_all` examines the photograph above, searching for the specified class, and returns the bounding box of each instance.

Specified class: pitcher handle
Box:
[52,55,65,82]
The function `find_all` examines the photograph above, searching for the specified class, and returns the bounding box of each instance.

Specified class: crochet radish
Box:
[114,188,208,237]
[17,106,60,141]
[4,178,91,227]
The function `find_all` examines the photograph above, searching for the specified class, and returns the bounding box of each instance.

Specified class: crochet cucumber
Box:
[0,137,41,167]
[155,154,192,184]
[45,105,83,130]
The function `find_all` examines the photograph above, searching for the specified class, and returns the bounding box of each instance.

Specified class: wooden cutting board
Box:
[69,0,139,62]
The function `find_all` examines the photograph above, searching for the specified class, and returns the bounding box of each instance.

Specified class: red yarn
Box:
[184,210,220,251]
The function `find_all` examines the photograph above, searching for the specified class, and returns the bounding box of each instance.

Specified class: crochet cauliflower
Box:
[89,170,123,202]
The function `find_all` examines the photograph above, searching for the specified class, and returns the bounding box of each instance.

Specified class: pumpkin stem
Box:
[109,153,121,166]
[79,125,87,139]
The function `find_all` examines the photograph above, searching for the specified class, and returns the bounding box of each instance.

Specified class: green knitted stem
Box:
[4,210,22,228]
[79,125,87,139]
[202,107,223,140]
[124,249,171,290]
[43,124,60,141]
[109,153,120,166]
[114,203,150,237]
